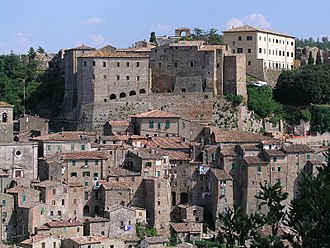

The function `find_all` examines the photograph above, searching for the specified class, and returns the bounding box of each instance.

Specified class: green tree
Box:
[149,32,156,43]
[308,51,314,65]
[316,50,322,65]
[285,149,330,247]
[28,47,36,60]
[37,46,45,53]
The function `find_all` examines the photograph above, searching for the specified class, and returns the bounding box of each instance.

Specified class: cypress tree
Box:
[308,51,314,64]
[149,32,156,43]
[316,50,322,65]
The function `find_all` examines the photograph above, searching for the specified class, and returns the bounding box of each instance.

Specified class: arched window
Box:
[2,113,7,122]
[129,91,136,96]
[139,89,146,94]
[83,205,89,215]
[110,94,116,100]
[119,92,126,98]
[181,88,186,93]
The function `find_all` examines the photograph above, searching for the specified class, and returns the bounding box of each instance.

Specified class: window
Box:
[81,144,85,151]
[136,62,140,67]
[126,62,129,67]
[190,61,194,67]
[232,41,235,45]
[83,61,87,66]
[165,120,170,129]
[156,171,161,177]
[232,49,235,53]
[157,122,161,129]
[92,61,96,66]
[84,192,89,200]
[248,61,251,66]
[2,200,6,206]
[126,76,129,80]
[53,189,56,195]
[62,199,65,205]
[71,172,77,177]
[104,74,107,79]
[248,48,252,53]
[247,36,252,40]
[238,36,242,41]
[231,163,235,170]
[117,62,120,67]
[136,76,140,81]
[157,201,161,206]
[117,75,120,80]
[259,48,262,53]
[22,195,26,203]
[72,160,76,166]
[50,211,53,216]
[83,172,90,177]
[174,62,178,68]
[277,166,281,172]
[159,63,161,68]
[103,62,106,67]
[307,154,311,160]
[47,145,51,151]
[257,164,262,173]
[84,182,89,187]
[94,173,98,177]
[58,211,62,217]
[149,120,154,128]
[71,144,74,150]
[237,48,243,53]
[74,199,77,205]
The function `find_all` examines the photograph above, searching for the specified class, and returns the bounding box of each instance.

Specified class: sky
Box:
[1,0,330,55]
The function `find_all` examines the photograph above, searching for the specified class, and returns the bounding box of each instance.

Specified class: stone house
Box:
[31,131,95,157]
[223,25,295,81]
[149,41,246,97]
[15,114,49,137]
[140,236,168,248]
[34,180,84,221]
[131,110,180,138]
[35,219,84,239]
[103,121,134,136]
[76,51,151,105]
[130,206,147,224]
[103,206,136,239]
[208,168,233,227]
[6,186,40,208]
[62,235,125,248]
[84,216,110,236]
[0,102,14,143]
[99,135,129,146]
[19,234,61,248]
[170,222,202,243]
[0,193,15,241]
[142,178,171,236]
[174,204,204,223]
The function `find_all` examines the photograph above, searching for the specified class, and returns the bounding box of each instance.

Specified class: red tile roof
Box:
[166,151,191,161]
[108,121,131,127]
[282,144,314,153]
[31,131,96,141]
[212,129,272,144]
[146,137,190,149]
[209,168,232,181]
[131,110,179,118]
[170,222,202,234]
[81,51,148,58]
[20,235,56,245]
[47,151,105,160]
[244,156,268,164]
[44,219,83,228]
[0,101,14,107]
[144,236,168,244]
[101,135,129,141]
[67,236,110,245]
[223,25,295,38]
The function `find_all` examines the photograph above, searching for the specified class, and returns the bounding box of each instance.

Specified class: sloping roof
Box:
[264,149,286,157]
[170,222,202,234]
[144,236,168,244]
[108,120,131,127]
[244,156,269,164]
[212,129,272,144]
[220,146,236,157]
[129,148,164,160]
[131,110,179,118]
[80,51,148,58]
[282,144,314,153]
[20,235,57,245]
[47,151,105,160]
[84,216,109,223]
[35,180,61,188]
[66,236,109,245]
[44,219,83,228]
[223,25,295,38]
[108,167,140,177]
[209,168,232,181]
[71,44,95,50]
[101,135,129,141]
[31,131,95,141]
[101,181,133,191]
[0,101,14,107]
[166,151,191,161]
[146,137,191,150]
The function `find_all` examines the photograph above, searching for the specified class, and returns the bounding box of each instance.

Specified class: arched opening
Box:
[94,205,100,216]
[119,92,126,98]
[139,89,146,94]
[83,205,90,215]
[110,94,116,100]
[129,91,136,96]
[180,192,188,204]
[2,113,7,122]
[180,31,187,37]
[181,88,186,93]
[171,192,176,206]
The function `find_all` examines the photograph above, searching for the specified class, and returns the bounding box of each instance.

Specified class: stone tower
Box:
[0,102,14,143]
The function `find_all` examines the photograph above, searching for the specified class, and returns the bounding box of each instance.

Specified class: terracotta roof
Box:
[199,45,227,51]
[71,44,95,50]
[223,25,295,38]
[0,101,14,107]
[35,180,61,188]
[212,129,272,144]
[131,110,179,118]
[6,186,35,194]
[146,137,191,150]
[282,144,314,153]
[44,219,83,228]
[66,236,109,245]
[20,235,55,245]
[169,41,204,47]
[31,131,96,141]
[209,168,232,181]
[81,51,148,58]
[48,150,105,160]
[144,236,168,244]
[108,167,140,177]
[84,216,109,223]
[101,181,132,190]
[166,151,191,161]
[108,120,131,127]
[175,27,191,31]
[170,222,202,234]
[239,144,261,151]
[101,135,129,141]
[65,181,83,187]
[220,146,236,157]
[244,156,268,164]
[20,201,44,209]
[264,149,286,157]
[130,148,164,160]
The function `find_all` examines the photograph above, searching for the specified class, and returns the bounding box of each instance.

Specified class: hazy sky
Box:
[1,0,329,54]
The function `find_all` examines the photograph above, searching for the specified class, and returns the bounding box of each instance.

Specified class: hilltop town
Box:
[0,26,329,248]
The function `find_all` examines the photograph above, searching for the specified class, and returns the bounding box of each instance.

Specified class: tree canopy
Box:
[274,64,330,105]
[180,28,223,45]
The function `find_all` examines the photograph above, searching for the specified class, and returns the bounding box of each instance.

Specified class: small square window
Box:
[238,36,242,41]
[103,62,106,67]
[126,76,129,80]
[117,62,120,67]
[126,62,129,67]
[136,62,140,67]
[136,76,140,81]
[117,75,120,80]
